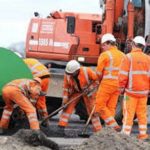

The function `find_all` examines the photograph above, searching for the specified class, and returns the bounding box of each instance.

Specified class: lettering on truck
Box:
[29,38,70,49]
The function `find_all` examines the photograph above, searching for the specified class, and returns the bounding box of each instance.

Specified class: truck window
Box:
[67,16,75,34]
[132,0,142,8]
[92,22,101,34]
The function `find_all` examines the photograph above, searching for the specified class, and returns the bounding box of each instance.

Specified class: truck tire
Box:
[115,95,123,125]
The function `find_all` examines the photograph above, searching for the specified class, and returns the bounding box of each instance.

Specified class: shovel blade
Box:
[78,133,90,138]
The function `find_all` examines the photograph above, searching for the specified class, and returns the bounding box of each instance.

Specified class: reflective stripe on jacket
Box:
[96,46,125,86]
[6,79,41,99]
[119,48,150,97]
[63,67,99,103]
[24,58,50,78]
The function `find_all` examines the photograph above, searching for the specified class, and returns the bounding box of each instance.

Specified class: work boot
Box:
[137,134,149,141]
[0,128,7,135]
[114,126,121,132]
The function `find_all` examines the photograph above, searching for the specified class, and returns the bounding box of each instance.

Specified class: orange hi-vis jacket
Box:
[6,79,41,103]
[1,79,42,130]
[63,67,99,104]
[119,48,150,97]
[24,58,50,78]
[96,46,125,86]
[24,58,50,119]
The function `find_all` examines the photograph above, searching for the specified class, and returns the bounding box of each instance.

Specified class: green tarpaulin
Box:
[0,47,33,95]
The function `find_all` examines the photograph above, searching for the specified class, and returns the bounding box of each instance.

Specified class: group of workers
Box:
[0,33,149,141]
[56,33,150,140]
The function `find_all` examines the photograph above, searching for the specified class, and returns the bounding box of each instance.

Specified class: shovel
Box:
[40,91,85,126]
[78,105,96,138]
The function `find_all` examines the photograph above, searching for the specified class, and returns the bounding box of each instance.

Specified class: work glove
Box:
[83,88,89,95]
[83,87,97,98]
[39,91,47,96]
[28,129,59,150]
[119,87,125,95]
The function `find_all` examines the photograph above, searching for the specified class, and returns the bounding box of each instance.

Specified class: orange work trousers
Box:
[121,93,148,139]
[95,83,120,129]
[36,77,50,119]
[0,86,39,130]
[58,93,102,132]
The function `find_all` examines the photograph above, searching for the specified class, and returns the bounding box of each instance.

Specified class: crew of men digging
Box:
[0,33,149,141]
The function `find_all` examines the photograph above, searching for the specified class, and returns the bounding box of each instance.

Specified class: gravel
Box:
[70,127,150,150]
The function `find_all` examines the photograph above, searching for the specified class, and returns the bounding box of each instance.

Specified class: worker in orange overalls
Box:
[0,77,43,134]
[56,60,102,136]
[119,36,150,140]
[95,33,125,131]
[23,58,50,127]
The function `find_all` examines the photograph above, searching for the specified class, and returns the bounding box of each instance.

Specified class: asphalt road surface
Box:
[45,112,150,148]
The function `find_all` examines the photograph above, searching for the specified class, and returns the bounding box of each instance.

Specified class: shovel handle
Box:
[81,105,96,134]
[40,91,85,125]
[41,81,97,125]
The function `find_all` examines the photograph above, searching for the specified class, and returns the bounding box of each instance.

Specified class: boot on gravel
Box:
[27,129,59,150]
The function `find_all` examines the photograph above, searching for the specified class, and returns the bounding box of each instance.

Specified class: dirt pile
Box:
[0,129,59,150]
[71,127,150,150]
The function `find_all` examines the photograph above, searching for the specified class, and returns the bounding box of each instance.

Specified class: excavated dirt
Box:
[0,129,59,150]
[70,127,150,150]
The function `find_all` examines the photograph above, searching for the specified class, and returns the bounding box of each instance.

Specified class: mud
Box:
[70,127,150,150]
[0,129,59,150]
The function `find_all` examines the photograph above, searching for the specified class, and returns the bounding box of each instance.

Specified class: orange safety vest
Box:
[63,67,99,102]
[24,58,50,78]
[119,48,150,97]
[96,46,125,86]
[6,79,41,102]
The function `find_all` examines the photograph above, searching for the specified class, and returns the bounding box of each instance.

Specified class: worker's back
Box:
[97,46,125,86]
[127,50,150,94]
[119,48,150,97]
[24,58,50,78]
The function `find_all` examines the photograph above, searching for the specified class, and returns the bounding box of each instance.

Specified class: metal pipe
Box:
[127,1,134,39]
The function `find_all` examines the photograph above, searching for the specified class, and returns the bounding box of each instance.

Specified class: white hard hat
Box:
[65,60,80,74]
[14,52,23,58]
[133,36,146,46]
[101,33,116,44]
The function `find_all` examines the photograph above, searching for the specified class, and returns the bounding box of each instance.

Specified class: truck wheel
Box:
[115,95,123,125]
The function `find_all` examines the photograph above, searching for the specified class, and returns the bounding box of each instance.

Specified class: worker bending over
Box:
[56,60,102,136]
[119,36,150,140]
[95,33,125,131]
[0,78,43,134]
[24,58,50,127]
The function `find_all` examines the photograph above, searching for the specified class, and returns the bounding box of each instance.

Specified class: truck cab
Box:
[26,11,102,65]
